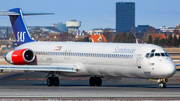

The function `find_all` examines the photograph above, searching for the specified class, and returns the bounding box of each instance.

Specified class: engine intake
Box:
[5,48,35,65]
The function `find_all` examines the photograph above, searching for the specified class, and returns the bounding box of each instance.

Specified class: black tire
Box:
[53,77,59,86]
[163,82,166,88]
[96,77,102,86]
[158,82,166,88]
[89,77,96,86]
[47,77,53,86]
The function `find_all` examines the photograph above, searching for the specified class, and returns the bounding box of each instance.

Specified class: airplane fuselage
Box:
[16,42,176,79]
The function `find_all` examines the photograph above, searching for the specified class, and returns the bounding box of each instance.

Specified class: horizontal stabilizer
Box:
[0,10,19,15]
[0,10,54,16]
[23,13,54,16]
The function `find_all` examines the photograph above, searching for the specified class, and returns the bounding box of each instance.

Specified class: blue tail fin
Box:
[0,8,53,46]
[9,8,34,46]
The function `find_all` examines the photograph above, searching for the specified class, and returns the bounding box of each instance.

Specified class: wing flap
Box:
[0,65,77,72]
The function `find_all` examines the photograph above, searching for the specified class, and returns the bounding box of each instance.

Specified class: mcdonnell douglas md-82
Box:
[0,8,179,88]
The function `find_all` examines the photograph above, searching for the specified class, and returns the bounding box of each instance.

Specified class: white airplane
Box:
[0,8,179,88]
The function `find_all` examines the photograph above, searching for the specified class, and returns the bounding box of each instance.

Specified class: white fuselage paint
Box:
[16,42,176,79]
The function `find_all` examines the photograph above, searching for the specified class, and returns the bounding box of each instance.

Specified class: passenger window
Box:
[150,53,154,58]
[155,53,160,56]
[109,54,111,58]
[145,53,150,58]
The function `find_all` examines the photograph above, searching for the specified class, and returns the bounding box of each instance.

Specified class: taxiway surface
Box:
[0,71,180,99]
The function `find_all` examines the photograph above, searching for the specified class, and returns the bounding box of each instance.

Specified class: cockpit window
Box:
[151,49,156,52]
[145,53,150,58]
[145,51,169,59]
[161,53,165,56]
[155,53,160,56]
[150,53,154,58]
[165,53,169,57]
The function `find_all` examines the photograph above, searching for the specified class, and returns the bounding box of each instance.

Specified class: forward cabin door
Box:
[64,50,71,62]
[137,54,141,69]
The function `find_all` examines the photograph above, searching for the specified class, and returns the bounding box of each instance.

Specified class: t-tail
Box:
[8,8,34,45]
[0,8,53,46]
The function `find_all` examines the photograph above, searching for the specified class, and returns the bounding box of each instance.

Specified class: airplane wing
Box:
[175,64,180,71]
[0,65,77,72]
[173,59,180,71]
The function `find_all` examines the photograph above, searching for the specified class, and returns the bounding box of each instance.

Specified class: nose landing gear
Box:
[158,79,167,88]
[158,82,166,88]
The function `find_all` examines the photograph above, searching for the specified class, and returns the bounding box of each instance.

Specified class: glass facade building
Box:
[54,22,68,32]
[116,2,135,33]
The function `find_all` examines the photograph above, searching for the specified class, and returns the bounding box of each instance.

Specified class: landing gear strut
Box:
[89,77,102,86]
[158,79,167,88]
[46,72,59,86]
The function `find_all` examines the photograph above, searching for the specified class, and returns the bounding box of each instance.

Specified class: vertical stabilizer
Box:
[9,8,34,46]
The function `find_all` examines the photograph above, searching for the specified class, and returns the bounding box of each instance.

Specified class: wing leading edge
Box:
[0,65,77,72]
[175,64,180,71]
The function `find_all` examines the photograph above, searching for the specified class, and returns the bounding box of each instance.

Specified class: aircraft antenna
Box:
[136,39,138,44]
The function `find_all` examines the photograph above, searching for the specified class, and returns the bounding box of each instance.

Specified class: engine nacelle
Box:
[5,48,35,65]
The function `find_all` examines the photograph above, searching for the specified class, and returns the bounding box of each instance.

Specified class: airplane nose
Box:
[163,62,176,77]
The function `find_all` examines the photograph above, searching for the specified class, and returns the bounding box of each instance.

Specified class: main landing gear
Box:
[89,76,102,86]
[46,72,59,86]
[158,79,167,88]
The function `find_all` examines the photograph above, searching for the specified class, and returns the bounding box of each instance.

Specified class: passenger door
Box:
[137,54,141,69]
[64,50,71,60]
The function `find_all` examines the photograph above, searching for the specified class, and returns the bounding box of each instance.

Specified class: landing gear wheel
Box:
[53,77,59,86]
[47,77,53,86]
[96,77,102,86]
[89,77,96,86]
[158,82,166,88]
[89,77,102,86]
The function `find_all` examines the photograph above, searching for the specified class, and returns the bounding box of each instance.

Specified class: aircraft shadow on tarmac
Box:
[1,72,180,88]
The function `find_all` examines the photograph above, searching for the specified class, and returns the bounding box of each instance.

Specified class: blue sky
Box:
[0,0,180,31]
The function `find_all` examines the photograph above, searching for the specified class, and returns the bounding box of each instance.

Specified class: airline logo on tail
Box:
[17,32,26,42]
